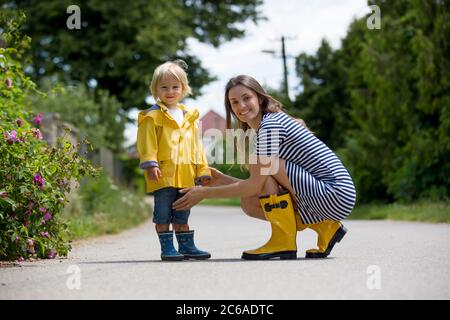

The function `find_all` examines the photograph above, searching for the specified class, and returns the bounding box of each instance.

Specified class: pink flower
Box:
[33,173,45,190]
[40,231,50,238]
[39,207,47,213]
[31,128,43,140]
[26,239,35,253]
[16,118,23,127]
[28,202,34,209]
[5,78,12,89]
[60,177,69,188]
[0,191,7,198]
[24,209,32,217]
[5,130,19,144]
[48,250,57,259]
[33,113,43,125]
[43,212,52,221]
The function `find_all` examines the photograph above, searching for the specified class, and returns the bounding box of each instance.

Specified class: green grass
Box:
[349,201,450,223]
[63,173,152,239]
[200,198,241,206]
[200,198,450,223]
[64,197,151,240]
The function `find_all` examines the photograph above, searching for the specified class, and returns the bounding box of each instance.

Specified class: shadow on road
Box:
[79,257,330,264]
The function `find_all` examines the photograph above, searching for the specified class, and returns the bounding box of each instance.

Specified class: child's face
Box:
[228,85,261,127]
[157,75,183,108]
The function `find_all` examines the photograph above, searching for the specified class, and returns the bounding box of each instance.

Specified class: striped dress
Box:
[255,112,356,224]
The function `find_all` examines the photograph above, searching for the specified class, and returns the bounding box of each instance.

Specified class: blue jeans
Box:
[153,187,190,225]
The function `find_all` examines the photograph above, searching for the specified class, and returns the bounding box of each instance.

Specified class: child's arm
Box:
[137,116,160,179]
[194,150,212,186]
[193,119,212,185]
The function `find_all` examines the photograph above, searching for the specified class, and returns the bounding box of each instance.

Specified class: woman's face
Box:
[228,85,261,128]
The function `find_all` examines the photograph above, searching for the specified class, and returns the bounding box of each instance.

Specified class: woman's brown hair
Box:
[224,75,283,131]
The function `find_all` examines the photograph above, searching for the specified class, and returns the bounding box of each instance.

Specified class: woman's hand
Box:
[172,186,206,211]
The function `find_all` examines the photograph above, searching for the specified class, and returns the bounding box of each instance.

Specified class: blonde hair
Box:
[150,60,192,100]
[224,75,283,131]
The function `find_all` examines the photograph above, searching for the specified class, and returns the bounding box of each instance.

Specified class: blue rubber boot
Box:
[157,231,184,261]
[175,230,211,260]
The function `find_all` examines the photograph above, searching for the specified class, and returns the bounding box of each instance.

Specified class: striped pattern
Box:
[256,112,356,224]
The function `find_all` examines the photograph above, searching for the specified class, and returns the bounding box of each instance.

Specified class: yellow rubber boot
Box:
[295,212,311,231]
[305,220,347,258]
[242,192,297,260]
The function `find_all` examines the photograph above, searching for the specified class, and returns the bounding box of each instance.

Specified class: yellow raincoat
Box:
[137,102,211,193]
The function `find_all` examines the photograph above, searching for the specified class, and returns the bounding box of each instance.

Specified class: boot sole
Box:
[241,251,297,260]
[161,255,185,261]
[183,253,211,260]
[305,225,347,259]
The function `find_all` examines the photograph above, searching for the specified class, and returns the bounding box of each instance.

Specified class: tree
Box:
[342,0,450,202]
[2,0,264,109]
[293,39,351,149]
[290,0,450,203]
[30,84,126,153]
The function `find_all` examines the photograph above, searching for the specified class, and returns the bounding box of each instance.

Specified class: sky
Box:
[124,0,371,147]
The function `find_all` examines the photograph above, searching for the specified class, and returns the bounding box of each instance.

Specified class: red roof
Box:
[200,110,227,133]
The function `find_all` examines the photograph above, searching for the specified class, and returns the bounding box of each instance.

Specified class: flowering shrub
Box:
[0,13,97,261]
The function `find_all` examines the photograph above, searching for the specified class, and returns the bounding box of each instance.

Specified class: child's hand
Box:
[146,166,162,181]
[195,176,212,186]
[207,167,226,186]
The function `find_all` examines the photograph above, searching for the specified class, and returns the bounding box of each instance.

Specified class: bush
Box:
[0,12,97,261]
[30,84,127,154]
[64,172,152,239]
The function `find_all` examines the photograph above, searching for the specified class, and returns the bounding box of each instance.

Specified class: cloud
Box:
[187,0,369,115]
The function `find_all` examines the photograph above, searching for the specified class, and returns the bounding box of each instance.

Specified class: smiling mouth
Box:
[240,110,250,116]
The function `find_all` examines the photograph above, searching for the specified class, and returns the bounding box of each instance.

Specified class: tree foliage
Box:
[30,85,126,153]
[3,0,264,109]
[293,39,351,149]
[293,0,450,203]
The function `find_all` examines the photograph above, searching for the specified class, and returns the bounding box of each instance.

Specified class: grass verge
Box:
[200,198,450,223]
[63,173,152,240]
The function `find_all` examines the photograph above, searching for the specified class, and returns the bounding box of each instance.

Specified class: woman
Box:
[173,75,356,260]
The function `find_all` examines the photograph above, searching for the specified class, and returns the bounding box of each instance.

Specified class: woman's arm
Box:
[172,160,272,210]
[204,176,264,198]
[206,167,242,186]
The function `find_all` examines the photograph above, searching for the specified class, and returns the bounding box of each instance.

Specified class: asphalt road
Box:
[1,204,449,300]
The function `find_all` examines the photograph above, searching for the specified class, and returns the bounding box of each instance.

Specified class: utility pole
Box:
[262,35,295,102]
[281,36,289,100]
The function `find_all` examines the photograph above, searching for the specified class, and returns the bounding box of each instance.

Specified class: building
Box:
[199,110,227,133]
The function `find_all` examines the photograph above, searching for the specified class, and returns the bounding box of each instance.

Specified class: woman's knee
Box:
[262,175,282,195]
[240,197,266,220]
